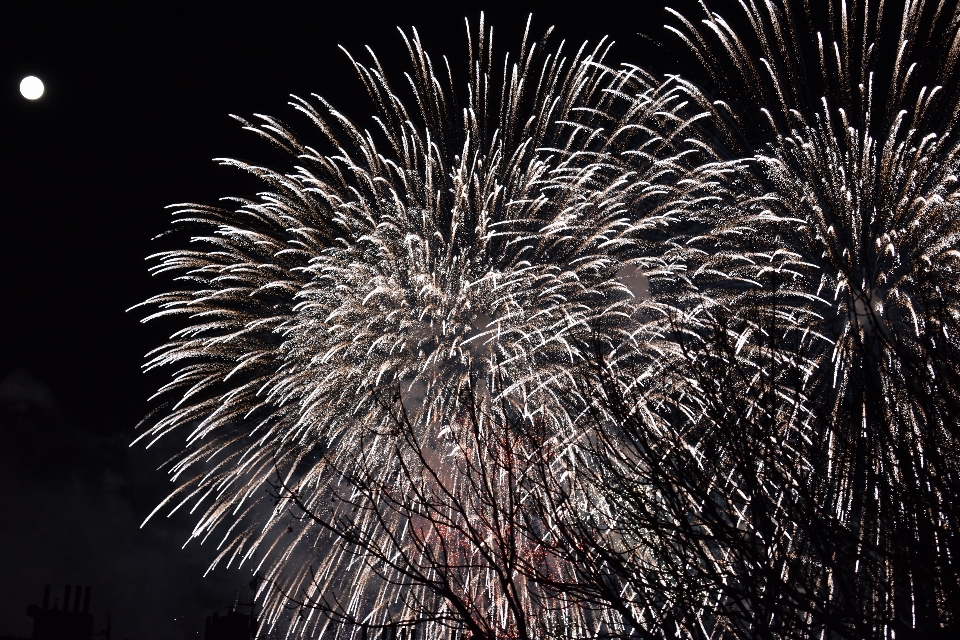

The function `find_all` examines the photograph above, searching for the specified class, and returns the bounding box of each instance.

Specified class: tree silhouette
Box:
[263,293,959,639]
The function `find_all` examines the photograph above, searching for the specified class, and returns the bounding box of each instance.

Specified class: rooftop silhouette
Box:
[24,585,105,640]
[204,607,254,640]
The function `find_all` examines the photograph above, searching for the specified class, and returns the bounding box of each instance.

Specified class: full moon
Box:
[20,76,44,100]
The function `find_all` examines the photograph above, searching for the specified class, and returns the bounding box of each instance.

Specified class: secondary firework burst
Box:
[136,16,718,637]
[665,0,960,631]
[671,0,960,396]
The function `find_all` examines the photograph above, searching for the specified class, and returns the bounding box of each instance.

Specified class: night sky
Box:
[1,3,694,638]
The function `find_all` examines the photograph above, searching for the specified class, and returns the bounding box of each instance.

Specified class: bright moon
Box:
[20,76,44,100]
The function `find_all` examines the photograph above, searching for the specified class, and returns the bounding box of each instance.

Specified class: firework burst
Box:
[137,16,716,637]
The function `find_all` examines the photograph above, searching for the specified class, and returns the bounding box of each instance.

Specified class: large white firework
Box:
[137,17,718,637]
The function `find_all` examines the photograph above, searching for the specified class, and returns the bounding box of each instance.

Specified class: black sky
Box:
[0,2,698,638]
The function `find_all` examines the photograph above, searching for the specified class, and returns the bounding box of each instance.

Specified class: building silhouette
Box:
[204,577,259,640]
[25,585,103,640]
[204,607,255,640]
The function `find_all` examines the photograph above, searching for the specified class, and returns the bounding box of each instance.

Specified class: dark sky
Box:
[0,2,696,638]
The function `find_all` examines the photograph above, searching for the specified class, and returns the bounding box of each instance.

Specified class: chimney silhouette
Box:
[28,584,95,640]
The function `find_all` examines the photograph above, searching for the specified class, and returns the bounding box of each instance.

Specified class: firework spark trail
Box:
[136,15,721,637]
